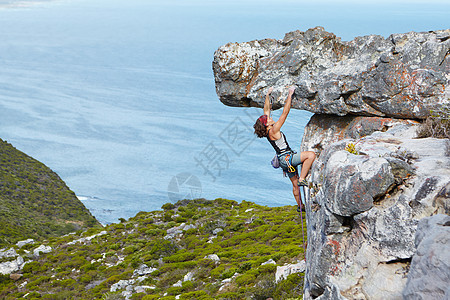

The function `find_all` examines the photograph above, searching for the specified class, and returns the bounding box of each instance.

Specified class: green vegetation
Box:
[345,142,359,155]
[0,139,99,247]
[0,199,307,299]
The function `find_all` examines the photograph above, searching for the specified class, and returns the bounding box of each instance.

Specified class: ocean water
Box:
[0,0,448,224]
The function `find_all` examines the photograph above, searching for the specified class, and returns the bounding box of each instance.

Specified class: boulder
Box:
[33,245,52,257]
[10,273,23,281]
[134,285,155,293]
[67,230,107,245]
[0,256,25,275]
[172,271,195,288]
[275,260,306,282]
[0,248,17,259]
[110,279,135,292]
[213,27,450,119]
[403,214,450,299]
[183,271,194,282]
[16,239,35,248]
[204,254,220,263]
[172,280,182,287]
[165,223,186,240]
[212,228,223,235]
[183,224,197,231]
[321,149,396,216]
[261,258,276,266]
[133,264,157,277]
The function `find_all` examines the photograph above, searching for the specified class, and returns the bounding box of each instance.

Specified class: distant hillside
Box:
[0,139,99,247]
[0,199,306,300]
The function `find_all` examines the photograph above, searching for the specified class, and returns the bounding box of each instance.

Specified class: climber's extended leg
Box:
[289,174,305,212]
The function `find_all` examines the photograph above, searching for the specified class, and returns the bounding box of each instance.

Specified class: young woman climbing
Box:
[253,86,316,212]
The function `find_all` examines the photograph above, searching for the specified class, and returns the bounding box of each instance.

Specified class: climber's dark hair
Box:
[253,118,267,138]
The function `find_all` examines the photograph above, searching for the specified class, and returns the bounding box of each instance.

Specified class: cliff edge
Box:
[213,27,450,299]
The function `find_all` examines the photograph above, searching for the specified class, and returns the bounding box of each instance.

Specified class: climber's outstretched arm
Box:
[263,87,273,116]
[272,87,295,133]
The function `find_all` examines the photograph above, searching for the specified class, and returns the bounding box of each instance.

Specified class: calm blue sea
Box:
[0,0,448,224]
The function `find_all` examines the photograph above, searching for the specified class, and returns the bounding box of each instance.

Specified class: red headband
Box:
[258,115,268,126]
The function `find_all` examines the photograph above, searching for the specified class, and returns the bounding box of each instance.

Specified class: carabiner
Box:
[285,154,296,173]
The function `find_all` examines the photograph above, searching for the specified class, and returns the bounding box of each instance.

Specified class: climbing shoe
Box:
[298,179,308,187]
[297,204,306,212]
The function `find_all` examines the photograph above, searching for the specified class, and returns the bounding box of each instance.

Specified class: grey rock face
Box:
[301,114,417,153]
[304,123,450,299]
[322,149,395,216]
[403,214,450,300]
[213,27,450,119]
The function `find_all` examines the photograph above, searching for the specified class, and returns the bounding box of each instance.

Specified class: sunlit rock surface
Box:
[213,27,450,119]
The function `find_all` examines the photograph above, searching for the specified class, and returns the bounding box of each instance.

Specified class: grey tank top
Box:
[267,130,292,154]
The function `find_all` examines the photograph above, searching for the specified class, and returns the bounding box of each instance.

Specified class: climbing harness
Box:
[275,150,297,176]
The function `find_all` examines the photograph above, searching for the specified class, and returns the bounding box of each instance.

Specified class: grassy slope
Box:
[0,199,307,300]
[0,139,99,247]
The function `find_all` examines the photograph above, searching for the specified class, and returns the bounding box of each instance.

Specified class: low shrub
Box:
[273,272,304,299]
[249,274,276,300]
[130,292,146,300]
[258,264,277,274]
[25,291,41,298]
[22,261,41,274]
[237,262,252,273]
[235,273,256,286]
[416,106,449,139]
[166,286,183,295]
[179,290,212,299]
[142,295,160,300]
[161,203,175,210]
[163,251,196,263]
[27,276,51,289]
[217,292,240,300]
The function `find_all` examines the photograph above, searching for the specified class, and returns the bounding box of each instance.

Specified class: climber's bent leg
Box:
[298,151,316,182]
